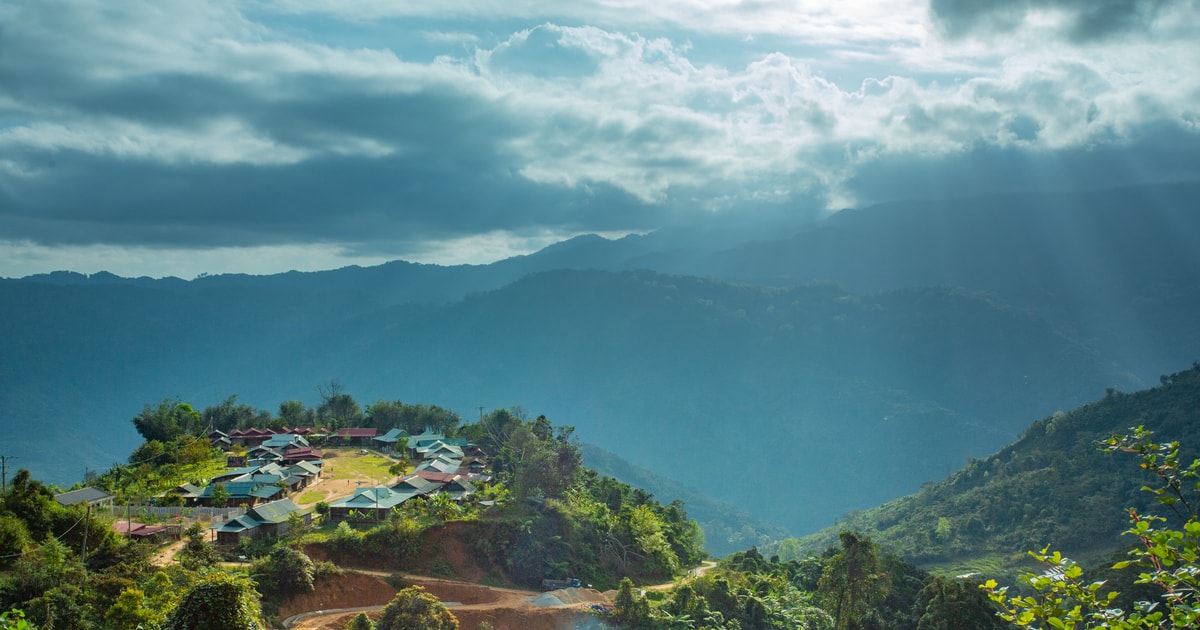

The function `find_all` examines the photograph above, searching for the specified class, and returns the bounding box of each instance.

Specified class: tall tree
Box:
[820,531,889,630]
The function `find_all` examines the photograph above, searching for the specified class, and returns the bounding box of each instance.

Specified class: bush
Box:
[252,546,315,601]
[345,611,373,630]
[375,586,458,630]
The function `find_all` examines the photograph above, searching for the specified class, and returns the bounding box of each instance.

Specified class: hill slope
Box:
[786,363,1200,576]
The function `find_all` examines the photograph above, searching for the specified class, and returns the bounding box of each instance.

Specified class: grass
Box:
[322,447,397,484]
[296,490,326,504]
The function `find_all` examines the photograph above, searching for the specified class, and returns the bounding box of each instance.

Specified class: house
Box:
[327,486,415,521]
[414,456,461,475]
[409,470,459,485]
[211,498,310,544]
[281,446,323,464]
[54,487,115,509]
[335,427,379,446]
[211,466,260,484]
[286,461,322,487]
[262,433,309,450]
[416,441,464,461]
[442,476,477,502]
[389,474,442,497]
[247,445,284,464]
[113,521,168,541]
[165,483,205,506]
[196,481,284,507]
[209,430,232,449]
[228,427,275,447]
[372,428,410,453]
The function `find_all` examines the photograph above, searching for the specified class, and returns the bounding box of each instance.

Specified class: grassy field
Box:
[321,447,397,484]
[296,490,326,504]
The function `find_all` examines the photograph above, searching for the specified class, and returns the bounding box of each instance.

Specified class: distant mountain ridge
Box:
[3,182,1197,541]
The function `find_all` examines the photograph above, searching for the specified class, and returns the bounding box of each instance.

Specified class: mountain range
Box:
[3,182,1198,542]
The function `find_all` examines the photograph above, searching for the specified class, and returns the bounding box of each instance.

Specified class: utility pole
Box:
[0,455,15,494]
[81,503,91,563]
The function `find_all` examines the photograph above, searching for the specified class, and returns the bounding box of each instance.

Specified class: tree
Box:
[374,586,457,630]
[177,522,219,570]
[318,380,363,428]
[914,576,1006,630]
[132,399,203,443]
[819,531,888,630]
[985,427,1200,628]
[203,395,269,433]
[278,399,313,427]
[613,577,652,629]
[0,513,31,569]
[105,587,160,630]
[211,483,230,508]
[345,612,374,630]
[162,573,264,630]
[252,546,316,601]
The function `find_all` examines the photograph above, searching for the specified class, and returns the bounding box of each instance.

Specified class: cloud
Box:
[929,0,1190,42]
[0,0,1198,276]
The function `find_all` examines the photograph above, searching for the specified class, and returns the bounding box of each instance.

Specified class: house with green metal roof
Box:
[416,441,464,461]
[196,480,284,507]
[327,486,423,521]
[211,498,310,544]
[373,428,410,453]
[414,456,461,475]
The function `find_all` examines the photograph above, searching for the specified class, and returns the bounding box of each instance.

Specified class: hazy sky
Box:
[2,0,1198,278]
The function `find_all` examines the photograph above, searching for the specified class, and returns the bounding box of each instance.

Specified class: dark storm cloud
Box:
[0,139,657,251]
[930,0,1183,42]
[0,13,662,252]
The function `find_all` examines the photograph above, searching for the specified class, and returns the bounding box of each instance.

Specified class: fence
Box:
[101,505,246,523]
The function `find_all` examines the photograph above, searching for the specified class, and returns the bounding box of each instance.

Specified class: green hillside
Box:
[781,363,1200,580]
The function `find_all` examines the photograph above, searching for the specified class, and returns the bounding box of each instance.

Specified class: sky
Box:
[1,0,1198,278]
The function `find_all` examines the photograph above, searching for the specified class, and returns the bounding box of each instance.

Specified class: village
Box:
[54,425,493,549]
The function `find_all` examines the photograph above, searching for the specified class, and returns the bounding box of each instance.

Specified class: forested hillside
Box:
[784,363,1200,579]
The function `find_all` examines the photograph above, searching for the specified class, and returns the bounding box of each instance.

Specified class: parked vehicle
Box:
[541,577,581,590]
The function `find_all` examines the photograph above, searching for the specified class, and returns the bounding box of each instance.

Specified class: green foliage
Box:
[818,531,889,630]
[162,572,264,630]
[346,611,374,630]
[374,585,458,630]
[211,482,230,508]
[105,587,162,630]
[177,522,220,570]
[0,514,30,570]
[366,400,460,434]
[133,399,204,443]
[252,546,316,601]
[204,394,272,433]
[984,427,1200,628]
[914,575,1007,630]
[0,609,29,630]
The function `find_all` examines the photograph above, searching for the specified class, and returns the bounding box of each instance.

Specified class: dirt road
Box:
[281,573,608,630]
